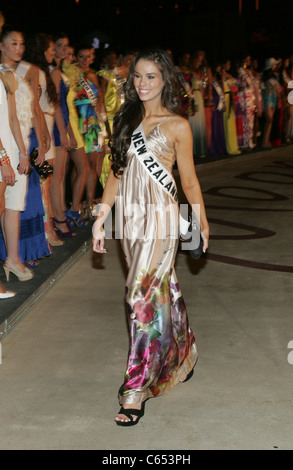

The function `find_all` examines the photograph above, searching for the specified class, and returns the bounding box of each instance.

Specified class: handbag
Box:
[180,212,204,259]
[30,148,53,180]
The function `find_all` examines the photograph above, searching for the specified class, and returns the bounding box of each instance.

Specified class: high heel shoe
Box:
[115,401,146,427]
[52,218,75,238]
[65,210,89,228]
[47,232,64,247]
[3,261,33,282]
[181,368,194,383]
[0,290,16,299]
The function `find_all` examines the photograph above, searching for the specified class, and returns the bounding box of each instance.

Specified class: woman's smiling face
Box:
[134,59,165,103]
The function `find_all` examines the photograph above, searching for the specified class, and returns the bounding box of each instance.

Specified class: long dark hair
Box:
[24,33,58,106]
[110,49,180,177]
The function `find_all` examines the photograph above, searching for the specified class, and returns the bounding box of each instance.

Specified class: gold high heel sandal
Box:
[3,261,34,282]
[47,232,64,247]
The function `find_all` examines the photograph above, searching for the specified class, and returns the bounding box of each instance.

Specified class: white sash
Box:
[131,123,190,235]
[132,123,178,202]
[79,75,98,108]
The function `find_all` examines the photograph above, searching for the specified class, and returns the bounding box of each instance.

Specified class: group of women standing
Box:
[0,20,114,300]
[176,51,293,159]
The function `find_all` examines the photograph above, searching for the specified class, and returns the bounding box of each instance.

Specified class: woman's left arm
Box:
[174,117,209,252]
[28,65,46,165]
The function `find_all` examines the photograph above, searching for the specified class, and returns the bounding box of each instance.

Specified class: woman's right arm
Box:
[92,169,120,253]
[0,138,15,185]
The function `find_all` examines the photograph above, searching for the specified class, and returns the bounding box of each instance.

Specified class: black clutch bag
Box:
[30,148,53,180]
[180,212,204,259]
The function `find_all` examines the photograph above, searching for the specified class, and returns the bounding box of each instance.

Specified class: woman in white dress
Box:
[0,25,33,282]
[0,72,16,298]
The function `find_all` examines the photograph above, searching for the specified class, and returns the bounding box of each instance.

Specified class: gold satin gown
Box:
[117,119,198,406]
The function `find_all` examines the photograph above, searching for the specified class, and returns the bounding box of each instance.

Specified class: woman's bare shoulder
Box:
[166,114,192,139]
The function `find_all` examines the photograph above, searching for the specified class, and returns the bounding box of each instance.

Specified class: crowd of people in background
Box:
[0,9,292,299]
[174,50,293,158]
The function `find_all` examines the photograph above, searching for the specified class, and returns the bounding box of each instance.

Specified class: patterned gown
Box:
[117,119,198,406]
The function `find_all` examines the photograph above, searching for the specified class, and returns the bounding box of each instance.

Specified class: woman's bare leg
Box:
[49,147,69,233]
[2,209,26,273]
[262,106,274,147]
[69,147,89,211]
[86,151,98,208]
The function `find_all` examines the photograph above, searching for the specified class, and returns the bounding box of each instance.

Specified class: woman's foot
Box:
[5,258,29,275]
[52,218,76,238]
[26,260,39,270]
[181,368,194,383]
[115,402,145,426]
[47,231,64,247]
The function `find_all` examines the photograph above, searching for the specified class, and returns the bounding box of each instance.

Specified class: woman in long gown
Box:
[207,70,227,156]
[93,50,209,426]
[188,56,207,158]
[222,62,241,156]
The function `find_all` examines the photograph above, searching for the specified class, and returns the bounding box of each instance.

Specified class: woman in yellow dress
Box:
[222,62,241,155]
[98,50,132,188]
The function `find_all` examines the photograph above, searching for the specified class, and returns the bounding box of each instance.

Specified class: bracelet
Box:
[19,153,28,159]
[0,157,11,167]
[0,148,7,158]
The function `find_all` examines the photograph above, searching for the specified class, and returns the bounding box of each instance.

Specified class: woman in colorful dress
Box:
[238,56,256,150]
[93,49,209,426]
[188,55,207,158]
[62,47,89,227]
[71,44,105,213]
[261,58,280,149]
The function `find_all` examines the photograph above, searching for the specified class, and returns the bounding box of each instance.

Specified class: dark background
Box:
[1,0,293,67]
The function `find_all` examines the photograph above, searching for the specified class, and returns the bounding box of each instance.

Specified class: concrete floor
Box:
[0,147,292,450]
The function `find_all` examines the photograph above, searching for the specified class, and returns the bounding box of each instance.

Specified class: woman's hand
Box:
[34,144,46,167]
[200,225,209,254]
[92,219,107,254]
[18,156,30,175]
[69,133,78,151]
[60,133,71,151]
[1,163,15,185]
